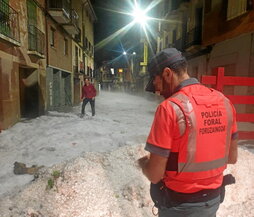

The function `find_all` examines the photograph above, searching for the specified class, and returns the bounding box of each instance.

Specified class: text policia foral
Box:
[199,110,226,135]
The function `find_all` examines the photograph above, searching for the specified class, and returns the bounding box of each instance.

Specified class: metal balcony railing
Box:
[47,0,71,17]
[74,27,81,42]
[70,9,78,27]
[83,37,88,50]
[28,24,45,55]
[62,9,79,35]
[184,26,202,49]
[0,0,20,42]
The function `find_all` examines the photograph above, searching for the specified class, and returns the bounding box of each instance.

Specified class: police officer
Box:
[138,48,238,217]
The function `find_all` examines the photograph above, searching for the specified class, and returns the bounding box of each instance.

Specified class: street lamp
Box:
[131,5,148,26]
[130,4,149,77]
[131,52,136,77]
[122,51,136,79]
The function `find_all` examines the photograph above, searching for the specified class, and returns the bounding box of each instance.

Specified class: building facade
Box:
[46,0,74,111]
[0,0,46,129]
[202,0,254,113]
[46,0,96,110]
[0,0,97,129]
[72,0,97,105]
[157,0,254,113]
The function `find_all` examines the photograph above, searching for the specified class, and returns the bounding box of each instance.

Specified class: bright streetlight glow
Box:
[131,5,148,26]
[123,51,127,55]
[132,52,136,55]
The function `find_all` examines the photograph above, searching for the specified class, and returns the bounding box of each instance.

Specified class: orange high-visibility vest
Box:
[164,87,233,193]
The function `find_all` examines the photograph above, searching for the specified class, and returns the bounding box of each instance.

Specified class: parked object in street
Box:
[81,78,97,117]
[138,48,238,217]
[13,162,44,175]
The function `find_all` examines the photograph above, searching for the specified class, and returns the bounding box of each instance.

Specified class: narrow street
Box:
[0,91,254,217]
[0,91,158,197]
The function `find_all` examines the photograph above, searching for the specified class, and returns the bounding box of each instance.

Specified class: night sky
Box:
[92,0,157,67]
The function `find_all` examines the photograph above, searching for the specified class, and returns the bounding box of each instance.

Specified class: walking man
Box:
[81,78,96,117]
[138,48,238,217]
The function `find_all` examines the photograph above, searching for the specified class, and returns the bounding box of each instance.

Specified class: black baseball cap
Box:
[145,48,185,92]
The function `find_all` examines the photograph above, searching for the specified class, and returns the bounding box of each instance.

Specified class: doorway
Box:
[19,68,39,118]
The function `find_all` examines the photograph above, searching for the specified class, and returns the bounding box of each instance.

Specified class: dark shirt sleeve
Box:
[145,143,170,158]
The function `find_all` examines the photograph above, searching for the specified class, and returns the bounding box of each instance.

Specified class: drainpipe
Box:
[45,0,49,67]
[44,0,50,112]
[248,33,254,76]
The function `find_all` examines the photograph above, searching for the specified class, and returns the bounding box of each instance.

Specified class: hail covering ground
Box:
[0,91,253,217]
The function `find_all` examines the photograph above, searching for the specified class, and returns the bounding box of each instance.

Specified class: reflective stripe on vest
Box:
[168,91,233,173]
[168,101,186,136]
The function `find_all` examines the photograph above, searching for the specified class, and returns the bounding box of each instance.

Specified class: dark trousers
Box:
[81,98,95,116]
[158,196,220,217]
[150,182,221,217]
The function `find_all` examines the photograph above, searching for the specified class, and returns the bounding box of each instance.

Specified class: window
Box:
[165,35,169,47]
[75,45,78,58]
[0,0,10,35]
[27,0,37,25]
[164,0,169,15]
[91,68,93,78]
[64,38,68,55]
[227,0,247,20]
[87,66,89,76]
[157,41,160,52]
[50,27,55,47]
[172,0,181,11]
[172,29,177,43]
[84,37,88,49]
[247,0,253,10]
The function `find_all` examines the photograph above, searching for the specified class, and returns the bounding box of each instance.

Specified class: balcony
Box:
[184,26,202,52]
[47,0,71,24]
[28,25,45,58]
[62,9,79,35]
[0,0,20,45]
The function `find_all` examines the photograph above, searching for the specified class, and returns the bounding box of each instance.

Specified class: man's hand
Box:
[137,153,168,184]
[228,139,238,164]
[138,155,150,169]
[92,97,95,100]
